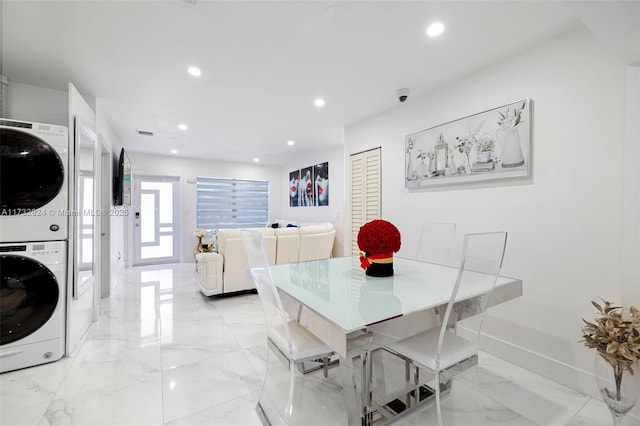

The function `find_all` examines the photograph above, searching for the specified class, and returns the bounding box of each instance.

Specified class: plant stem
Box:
[615,364,623,401]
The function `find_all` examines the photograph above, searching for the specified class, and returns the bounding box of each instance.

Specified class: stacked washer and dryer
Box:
[0,118,69,373]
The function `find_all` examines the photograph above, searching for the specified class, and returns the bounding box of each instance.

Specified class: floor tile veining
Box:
[0,263,634,425]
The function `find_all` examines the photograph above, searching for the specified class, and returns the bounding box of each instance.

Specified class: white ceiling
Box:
[1,1,637,165]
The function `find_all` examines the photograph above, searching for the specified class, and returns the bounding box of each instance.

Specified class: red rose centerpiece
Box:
[357,219,401,277]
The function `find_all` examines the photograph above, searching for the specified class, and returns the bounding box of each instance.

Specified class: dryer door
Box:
[0,254,60,345]
[0,128,65,213]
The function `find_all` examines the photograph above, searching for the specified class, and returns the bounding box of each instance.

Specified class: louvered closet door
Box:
[350,148,381,255]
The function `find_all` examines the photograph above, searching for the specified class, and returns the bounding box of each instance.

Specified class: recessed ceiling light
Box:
[253,157,260,162]
[187,66,202,77]
[314,98,325,108]
[426,22,445,38]
[178,124,188,131]
[323,5,346,23]
[170,149,178,154]
[287,140,295,146]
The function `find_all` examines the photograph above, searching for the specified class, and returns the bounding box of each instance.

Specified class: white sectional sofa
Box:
[196,223,336,296]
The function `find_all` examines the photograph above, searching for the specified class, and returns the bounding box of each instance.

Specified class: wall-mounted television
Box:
[113,148,131,206]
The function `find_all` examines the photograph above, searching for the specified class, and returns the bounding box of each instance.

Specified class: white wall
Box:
[127,152,283,263]
[5,81,68,125]
[281,144,346,257]
[344,27,630,396]
[95,99,126,295]
[622,66,640,308]
[67,83,97,355]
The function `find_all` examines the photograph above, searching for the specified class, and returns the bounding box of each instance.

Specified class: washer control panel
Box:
[0,241,65,265]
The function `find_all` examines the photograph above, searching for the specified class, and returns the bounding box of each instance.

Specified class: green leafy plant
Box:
[581,300,640,400]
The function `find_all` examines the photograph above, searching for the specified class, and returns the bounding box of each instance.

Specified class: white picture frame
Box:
[405,98,531,188]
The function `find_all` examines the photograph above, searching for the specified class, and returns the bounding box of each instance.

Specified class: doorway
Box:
[133,175,181,266]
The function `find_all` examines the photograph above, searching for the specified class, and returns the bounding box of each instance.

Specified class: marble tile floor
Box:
[1,263,638,426]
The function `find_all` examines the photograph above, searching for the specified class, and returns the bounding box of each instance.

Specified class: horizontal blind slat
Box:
[196,176,269,229]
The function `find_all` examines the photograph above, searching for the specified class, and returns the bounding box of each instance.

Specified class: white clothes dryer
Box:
[0,241,66,372]
[0,119,69,242]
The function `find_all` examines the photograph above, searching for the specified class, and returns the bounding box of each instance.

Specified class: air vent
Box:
[136,130,155,137]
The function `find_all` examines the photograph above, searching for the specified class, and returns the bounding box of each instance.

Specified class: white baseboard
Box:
[458,325,596,398]
[457,324,640,420]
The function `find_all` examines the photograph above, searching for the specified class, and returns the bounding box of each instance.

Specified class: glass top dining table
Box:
[268,255,522,425]
[270,255,520,335]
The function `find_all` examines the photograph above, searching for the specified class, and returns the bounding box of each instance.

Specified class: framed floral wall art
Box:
[405,98,531,188]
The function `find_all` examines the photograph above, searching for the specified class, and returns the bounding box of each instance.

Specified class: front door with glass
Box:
[133,176,180,265]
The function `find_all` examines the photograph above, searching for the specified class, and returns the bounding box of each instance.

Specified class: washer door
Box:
[0,128,65,212]
[0,255,60,345]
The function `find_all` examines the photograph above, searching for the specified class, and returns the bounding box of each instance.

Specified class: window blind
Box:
[196,177,269,229]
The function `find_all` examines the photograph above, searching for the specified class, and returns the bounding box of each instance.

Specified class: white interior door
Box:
[133,175,180,265]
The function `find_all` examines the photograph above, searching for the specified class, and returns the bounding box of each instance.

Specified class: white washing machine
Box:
[0,241,66,372]
[0,118,69,242]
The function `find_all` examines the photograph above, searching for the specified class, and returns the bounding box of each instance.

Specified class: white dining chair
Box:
[385,231,508,425]
[241,230,334,425]
[415,221,457,265]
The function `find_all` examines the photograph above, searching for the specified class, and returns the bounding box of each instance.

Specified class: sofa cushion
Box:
[217,227,274,254]
[299,223,334,235]
[275,227,301,264]
[274,227,300,236]
[299,229,336,261]
[215,228,277,293]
